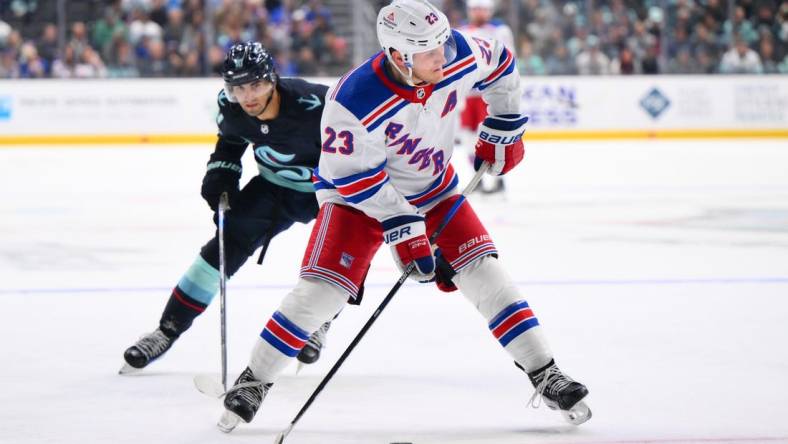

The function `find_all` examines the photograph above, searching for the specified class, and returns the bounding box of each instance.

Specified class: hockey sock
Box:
[249,278,347,382]
[159,286,208,338]
[158,254,220,337]
[454,256,553,372]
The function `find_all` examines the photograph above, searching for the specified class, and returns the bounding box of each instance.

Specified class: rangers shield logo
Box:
[339,252,354,269]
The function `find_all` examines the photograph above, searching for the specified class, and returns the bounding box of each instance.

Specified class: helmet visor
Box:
[442,33,458,65]
[223,79,275,104]
[412,32,458,67]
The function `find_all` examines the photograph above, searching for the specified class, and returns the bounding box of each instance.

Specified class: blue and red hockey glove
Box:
[473,114,528,176]
[382,215,435,282]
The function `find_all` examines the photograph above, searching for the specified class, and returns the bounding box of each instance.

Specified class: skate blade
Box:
[295,361,305,375]
[118,363,142,375]
[217,410,242,433]
[193,374,225,398]
[562,401,592,425]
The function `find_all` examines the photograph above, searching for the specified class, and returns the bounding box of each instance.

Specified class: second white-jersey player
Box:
[216,0,591,432]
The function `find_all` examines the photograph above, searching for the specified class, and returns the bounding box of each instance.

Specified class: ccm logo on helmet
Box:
[478,131,525,145]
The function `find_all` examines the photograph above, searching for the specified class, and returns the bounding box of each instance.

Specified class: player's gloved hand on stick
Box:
[474,114,528,176]
[201,152,242,211]
[382,215,435,282]
[433,249,458,292]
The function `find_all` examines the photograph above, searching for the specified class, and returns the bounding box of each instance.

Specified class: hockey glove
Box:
[201,152,242,211]
[434,249,458,293]
[382,215,435,282]
[474,114,528,176]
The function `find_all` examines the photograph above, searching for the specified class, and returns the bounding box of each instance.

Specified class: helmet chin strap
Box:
[387,52,425,87]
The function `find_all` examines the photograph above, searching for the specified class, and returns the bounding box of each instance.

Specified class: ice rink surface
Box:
[1,140,787,444]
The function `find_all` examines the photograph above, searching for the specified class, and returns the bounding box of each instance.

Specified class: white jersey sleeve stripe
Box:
[476,47,515,90]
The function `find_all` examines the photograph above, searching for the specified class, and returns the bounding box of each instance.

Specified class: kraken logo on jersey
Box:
[254,145,314,193]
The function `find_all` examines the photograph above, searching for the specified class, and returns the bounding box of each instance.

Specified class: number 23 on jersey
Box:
[322,127,354,155]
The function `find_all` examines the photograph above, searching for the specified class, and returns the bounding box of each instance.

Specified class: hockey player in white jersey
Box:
[458,0,515,195]
[216,0,590,431]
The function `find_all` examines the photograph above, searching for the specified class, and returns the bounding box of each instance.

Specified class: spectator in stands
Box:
[517,36,546,75]
[667,47,700,74]
[106,37,140,77]
[641,42,661,74]
[695,49,717,74]
[691,22,722,62]
[323,30,349,75]
[724,6,758,46]
[0,19,11,46]
[93,8,128,62]
[758,37,780,73]
[610,45,639,75]
[545,44,577,75]
[719,36,763,73]
[68,22,95,64]
[128,7,163,47]
[18,41,46,78]
[52,44,106,78]
[1,28,22,78]
[138,37,170,76]
[36,23,59,73]
[576,35,611,75]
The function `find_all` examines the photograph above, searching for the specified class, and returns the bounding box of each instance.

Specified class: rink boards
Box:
[1,75,787,145]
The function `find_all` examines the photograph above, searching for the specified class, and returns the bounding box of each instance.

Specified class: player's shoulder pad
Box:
[328,52,406,132]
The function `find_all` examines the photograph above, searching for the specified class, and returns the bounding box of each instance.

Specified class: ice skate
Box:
[296,320,331,372]
[218,367,272,432]
[119,328,176,374]
[524,360,591,425]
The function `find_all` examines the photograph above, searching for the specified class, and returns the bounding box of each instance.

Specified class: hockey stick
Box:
[218,192,230,391]
[274,163,490,444]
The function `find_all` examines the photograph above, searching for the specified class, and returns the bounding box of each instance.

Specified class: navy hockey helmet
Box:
[221,42,277,87]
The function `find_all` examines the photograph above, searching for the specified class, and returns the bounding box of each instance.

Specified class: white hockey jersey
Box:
[314,29,520,225]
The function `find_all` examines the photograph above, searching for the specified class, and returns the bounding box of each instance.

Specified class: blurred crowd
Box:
[1,0,787,79]
[0,0,350,78]
[493,0,788,75]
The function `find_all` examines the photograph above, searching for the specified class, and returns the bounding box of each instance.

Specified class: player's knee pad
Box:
[277,277,347,335]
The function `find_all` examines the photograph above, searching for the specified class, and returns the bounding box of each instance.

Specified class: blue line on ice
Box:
[2,277,787,295]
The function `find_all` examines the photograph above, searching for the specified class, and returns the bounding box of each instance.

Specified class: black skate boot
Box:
[296,321,332,365]
[522,359,592,425]
[119,328,176,374]
[219,367,273,432]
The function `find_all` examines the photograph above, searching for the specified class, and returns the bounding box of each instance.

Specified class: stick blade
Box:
[193,374,225,398]
[273,424,293,444]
